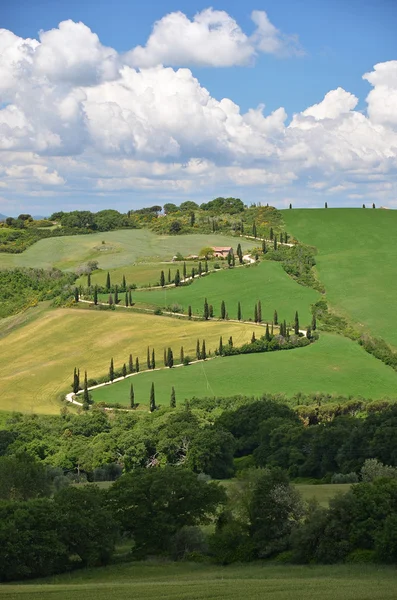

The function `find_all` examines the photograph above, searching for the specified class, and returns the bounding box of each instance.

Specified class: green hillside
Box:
[91,333,397,407]
[282,208,397,346]
[131,261,320,324]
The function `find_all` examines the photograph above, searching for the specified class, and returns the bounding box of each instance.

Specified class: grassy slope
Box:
[91,332,397,408]
[0,230,252,271]
[0,307,264,414]
[295,483,351,507]
[283,208,397,346]
[132,261,319,324]
[1,562,396,600]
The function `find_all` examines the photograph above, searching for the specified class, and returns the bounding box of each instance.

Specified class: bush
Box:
[183,355,191,366]
[153,307,163,315]
[346,549,376,564]
[331,472,359,484]
[167,304,184,314]
[170,526,208,560]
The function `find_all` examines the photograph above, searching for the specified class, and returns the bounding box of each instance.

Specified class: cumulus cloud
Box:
[0,14,396,211]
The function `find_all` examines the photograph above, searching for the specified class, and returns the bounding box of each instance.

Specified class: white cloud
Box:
[250,10,305,58]
[363,61,397,129]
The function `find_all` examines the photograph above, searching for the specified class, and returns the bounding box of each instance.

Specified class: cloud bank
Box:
[0,10,396,213]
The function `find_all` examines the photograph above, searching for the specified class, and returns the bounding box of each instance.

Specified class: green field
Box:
[131,261,320,324]
[295,483,351,506]
[0,230,251,271]
[91,332,397,408]
[0,306,264,414]
[1,562,396,600]
[283,208,397,346]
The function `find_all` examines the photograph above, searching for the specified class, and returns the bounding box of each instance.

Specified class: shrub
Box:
[331,472,359,484]
[170,526,208,560]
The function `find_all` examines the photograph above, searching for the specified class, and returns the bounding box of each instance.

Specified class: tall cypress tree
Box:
[201,340,206,360]
[289,203,292,209]
[280,232,284,244]
[106,272,111,290]
[270,227,274,240]
[325,202,328,209]
[254,303,258,323]
[74,287,79,302]
[147,347,151,370]
[294,311,300,335]
[180,346,184,364]
[283,319,287,338]
[190,211,195,226]
[93,285,98,305]
[372,203,376,209]
[160,270,165,287]
[227,252,232,267]
[219,336,223,354]
[83,370,89,410]
[209,304,214,318]
[72,367,79,394]
[150,383,156,412]
[108,293,113,306]
[135,357,140,372]
[151,349,155,370]
[122,274,126,290]
[122,363,127,377]
[175,269,180,286]
[196,339,201,360]
[109,358,114,382]
[114,285,119,305]
[170,386,176,408]
[221,300,226,320]
[130,383,135,409]
[251,331,256,343]
[188,305,192,319]
[205,260,208,273]
[274,309,278,325]
[232,253,235,267]
[312,314,317,331]
[203,298,209,320]
[168,268,171,283]
[306,326,312,340]
[198,261,202,276]
[164,348,168,367]
[285,232,289,243]
[237,243,243,264]
[228,336,233,347]
[237,301,242,321]
[273,237,278,250]
[258,301,262,323]
[253,221,257,238]
[167,347,174,368]
[262,239,267,254]
[191,267,195,279]
[271,322,274,335]
[183,262,187,280]
[87,272,91,288]
[128,290,132,306]
[265,323,270,341]
[129,354,133,373]
[125,292,129,307]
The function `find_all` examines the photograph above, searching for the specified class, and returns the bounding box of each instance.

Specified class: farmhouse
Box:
[212,246,233,258]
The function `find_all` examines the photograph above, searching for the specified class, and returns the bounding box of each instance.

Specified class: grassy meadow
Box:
[131,261,320,324]
[283,208,397,346]
[91,332,397,408]
[1,562,396,600]
[0,306,265,414]
[0,230,251,271]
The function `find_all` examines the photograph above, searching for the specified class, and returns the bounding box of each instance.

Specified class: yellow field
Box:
[0,306,264,414]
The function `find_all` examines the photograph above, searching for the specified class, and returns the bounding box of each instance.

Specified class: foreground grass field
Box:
[1,562,396,600]
[132,261,320,324]
[0,230,252,271]
[283,208,397,346]
[91,332,397,408]
[0,306,264,414]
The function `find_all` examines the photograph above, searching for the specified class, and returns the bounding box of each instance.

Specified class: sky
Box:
[0,0,396,215]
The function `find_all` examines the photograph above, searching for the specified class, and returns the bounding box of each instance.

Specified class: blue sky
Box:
[0,0,396,214]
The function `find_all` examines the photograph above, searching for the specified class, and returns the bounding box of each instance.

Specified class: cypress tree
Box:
[106,272,111,290]
[205,260,208,273]
[167,347,174,368]
[122,274,126,290]
[283,319,287,337]
[128,290,132,306]
[87,272,91,287]
[74,287,79,302]
[160,270,165,287]
[362,204,366,208]
[147,347,151,370]
[180,346,184,364]
[306,326,312,340]
[258,301,262,322]
[209,304,214,318]
[108,293,113,306]
[198,261,202,276]
[279,321,284,337]
[190,211,195,226]
[270,227,274,240]
[196,339,201,360]
[294,311,300,335]
[271,322,274,335]
[254,303,258,323]
[325,202,328,209]
[129,354,133,373]
[219,336,223,354]
[289,203,292,209]
[83,371,89,410]
[285,232,289,243]
[221,300,226,320]
[227,252,232,267]
[232,253,235,267]
[125,292,129,307]
[274,310,278,325]
[135,357,139,372]
[188,305,192,319]
[287,327,290,340]
[253,221,257,238]
[203,298,209,320]
[372,203,376,209]
[175,269,180,287]
[93,285,98,305]
[312,314,317,331]
[122,363,127,377]
[164,348,168,367]
[237,301,242,321]
[183,262,187,280]
[168,269,171,284]
[109,358,114,382]
[265,323,270,341]
[228,336,233,347]
[201,340,206,360]
[251,331,256,343]
[237,243,243,264]
[170,386,176,408]
[255,252,259,262]
[130,383,135,409]
[274,237,278,250]
[114,285,119,305]
[262,239,267,254]
[151,349,155,370]
[72,367,79,394]
[191,267,196,280]
[280,232,283,244]
[149,383,156,412]
[241,220,244,233]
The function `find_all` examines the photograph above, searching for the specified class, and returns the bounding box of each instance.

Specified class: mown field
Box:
[130,261,320,324]
[282,208,397,346]
[1,562,396,600]
[0,306,264,414]
[0,230,251,271]
[91,332,397,408]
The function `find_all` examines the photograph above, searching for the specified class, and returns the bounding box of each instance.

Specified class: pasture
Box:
[131,261,320,324]
[90,332,397,408]
[282,208,397,346]
[1,562,396,600]
[0,306,264,414]
[0,230,251,271]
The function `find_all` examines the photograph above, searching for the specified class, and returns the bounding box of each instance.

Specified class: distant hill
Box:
[0,213,7,221]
